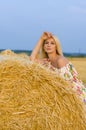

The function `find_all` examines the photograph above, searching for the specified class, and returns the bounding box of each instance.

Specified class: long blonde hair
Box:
[38,35,63,59]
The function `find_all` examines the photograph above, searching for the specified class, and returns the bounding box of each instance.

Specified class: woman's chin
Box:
[46,51,53,54]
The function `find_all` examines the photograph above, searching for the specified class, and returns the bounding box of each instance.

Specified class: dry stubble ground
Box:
[68,57,86,85]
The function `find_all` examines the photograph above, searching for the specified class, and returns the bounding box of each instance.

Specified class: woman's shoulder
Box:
[57,55,69,68]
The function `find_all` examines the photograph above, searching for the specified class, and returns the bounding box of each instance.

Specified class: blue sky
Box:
[0,0,86,53]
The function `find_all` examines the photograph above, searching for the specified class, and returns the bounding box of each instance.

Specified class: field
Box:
[68,57,86,84]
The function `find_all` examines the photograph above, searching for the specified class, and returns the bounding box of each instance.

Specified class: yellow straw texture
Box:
[0,50,86,130]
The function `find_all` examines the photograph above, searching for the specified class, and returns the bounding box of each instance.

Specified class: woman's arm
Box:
[30,32,52,61]
[30,37,43,61]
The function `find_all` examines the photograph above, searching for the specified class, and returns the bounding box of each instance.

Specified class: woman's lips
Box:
[46,48,51,50]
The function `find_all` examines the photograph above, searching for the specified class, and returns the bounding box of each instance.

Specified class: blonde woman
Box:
[30,32,86,103]
[30,32,68,67]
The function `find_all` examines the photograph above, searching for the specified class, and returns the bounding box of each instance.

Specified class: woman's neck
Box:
[48,53,58,62]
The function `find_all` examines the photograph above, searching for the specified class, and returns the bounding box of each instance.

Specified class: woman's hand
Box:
[41,32,53,41]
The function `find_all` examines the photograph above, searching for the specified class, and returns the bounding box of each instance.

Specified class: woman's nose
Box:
[47,42,51,46]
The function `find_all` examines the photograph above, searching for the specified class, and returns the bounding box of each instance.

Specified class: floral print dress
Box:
[47,62,86,103]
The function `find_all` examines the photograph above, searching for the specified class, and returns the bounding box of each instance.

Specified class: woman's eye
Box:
[44,41,55,44]
[45,42,48,44]
[51,42,54,44]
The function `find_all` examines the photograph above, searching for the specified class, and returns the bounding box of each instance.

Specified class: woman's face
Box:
[43,38,57,54]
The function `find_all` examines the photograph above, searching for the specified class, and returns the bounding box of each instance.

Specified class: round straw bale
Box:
[0,50,86,130]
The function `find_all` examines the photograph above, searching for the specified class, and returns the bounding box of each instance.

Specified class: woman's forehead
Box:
[45,37,54,42]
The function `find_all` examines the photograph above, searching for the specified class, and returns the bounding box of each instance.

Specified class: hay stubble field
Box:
[68,57,86,84]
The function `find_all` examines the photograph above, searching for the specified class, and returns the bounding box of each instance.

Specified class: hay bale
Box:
[0,50,86,130]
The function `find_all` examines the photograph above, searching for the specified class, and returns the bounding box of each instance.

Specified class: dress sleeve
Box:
[55,63,78,81]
